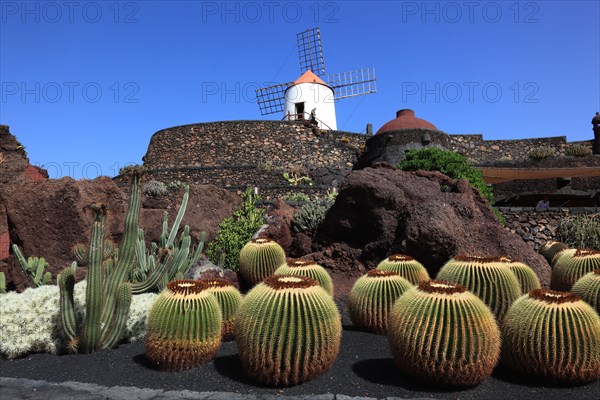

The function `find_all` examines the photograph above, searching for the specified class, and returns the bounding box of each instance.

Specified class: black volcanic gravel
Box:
[1,328,598,399]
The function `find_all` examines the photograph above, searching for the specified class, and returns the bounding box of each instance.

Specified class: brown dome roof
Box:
[376,109,437,134]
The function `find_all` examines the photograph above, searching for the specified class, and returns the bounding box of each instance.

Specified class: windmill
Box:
[255,27,376,131]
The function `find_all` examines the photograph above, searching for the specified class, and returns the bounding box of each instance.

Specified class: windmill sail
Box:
[328,67,377,100]
[255,82,291,116]
[297,27,325,76]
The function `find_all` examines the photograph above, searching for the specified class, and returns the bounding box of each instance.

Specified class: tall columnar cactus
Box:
[387,280,501,386]
[145,280,222,371]
[501,289,600,384]
[375,254,430,285]
[572,269,600,314]
[498,257,541,294]
[239,238,286,286]
[0,271,6,294]
[12,245,52,287]
[551,248,600,291]
[235,275,342,386]
[71,240,115,267]
[436,255,522,321]
[58,203,133,353]
[274,258,333,295]
[538,240,568,266]
[202,278,243,341]
[348,270,412,334]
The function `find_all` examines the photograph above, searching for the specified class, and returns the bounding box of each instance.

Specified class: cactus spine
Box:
[145,280,222,371]
[501,289,600,384]
[348,270,412,334]
[498,257,541,294]
[375,254,430,285]
[387,280,501,386]
[436,255,522,321]
[538,240,567,266]
[239,238,286,286]
[551,248,600,291]
[203,278,243,341]
[235,275,342,386]
[274,258,333,295]
[572,269,600,313]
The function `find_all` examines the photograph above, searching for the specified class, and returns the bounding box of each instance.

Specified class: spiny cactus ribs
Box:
[498,257,541,294]
[572,269,600,313]
[436,254,522,321]
[145,279,222,372]
[375,254,430,285]
[387,279,501,386]
[274,258,333,295]
[552,248,600,291]
[348,269,412,334]
[203,278,243,341]
[239,238,286,287]
[502,288,600,384]
[538,240,567,265]
[235,274,342,386]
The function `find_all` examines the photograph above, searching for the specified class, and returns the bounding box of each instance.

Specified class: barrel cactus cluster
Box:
[552,248,600,291]
[501,289,600,384]
[235,274,342,386]
[274,258,334,295]
[436,255,522,321]
[145,280,222,372]
[239,238,286,287]
[375,254,430,284]
[387,280,501,386]
[203,278,243,341]
[348,270,412,334]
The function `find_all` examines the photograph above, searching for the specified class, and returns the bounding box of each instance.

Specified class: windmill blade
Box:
[297,27,326,76]
[255,82,290,116]
[328,67,377,100]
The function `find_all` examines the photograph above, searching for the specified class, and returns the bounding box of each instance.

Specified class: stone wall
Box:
[498,207,598,251]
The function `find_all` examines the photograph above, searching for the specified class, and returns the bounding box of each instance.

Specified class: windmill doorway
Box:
[295,102,305,120]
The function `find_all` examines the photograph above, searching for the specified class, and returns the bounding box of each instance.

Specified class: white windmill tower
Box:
[256,28,377,131]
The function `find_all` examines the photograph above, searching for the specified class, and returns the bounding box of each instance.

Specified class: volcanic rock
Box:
[311,164,552,287]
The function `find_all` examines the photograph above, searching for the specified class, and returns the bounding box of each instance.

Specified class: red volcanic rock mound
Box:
[310,163,552,287]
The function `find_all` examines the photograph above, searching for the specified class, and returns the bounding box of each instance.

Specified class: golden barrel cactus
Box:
[274,258,333,295]
[387,280,501,386]
[375,254,430,285]
[436,255,522,321]
[498,257,541,294]
[572,269,600,314]
[235,275,342,386]
[145,280,222,372]
[552,249,600,291]
[538,240,568,265]
[238,238,286,287]
[348,270,413,334]
[502,289,600,384]
[203,278,243,341]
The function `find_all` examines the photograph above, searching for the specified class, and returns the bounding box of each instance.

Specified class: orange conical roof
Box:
[291,70,329,87]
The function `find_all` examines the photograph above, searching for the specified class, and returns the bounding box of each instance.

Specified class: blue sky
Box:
[1,0,599,179]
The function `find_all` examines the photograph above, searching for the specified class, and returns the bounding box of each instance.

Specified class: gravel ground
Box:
[1,328,598,400]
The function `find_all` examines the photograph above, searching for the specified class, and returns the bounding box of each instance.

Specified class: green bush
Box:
[397,148,493,203]
[556,214,600,251]
[528,147,555,159]
[566,144,592,157]
[292,200,332,233]
[282,192,311,202]
[206,188,265,271]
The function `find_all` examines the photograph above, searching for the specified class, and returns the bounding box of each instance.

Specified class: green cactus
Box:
[375,254,430,285]
[202,278,243,341]
[145,279,222,371]
[71,240,115,266]
[387,280,501,386]
[551,248,600,291]
[274,258,333,295]
[12,245,52,287]
[0,271,6,294]
[235,275,342,386]
[501,289,600,384]
[58,203,133,353]
[498,257,541,294]
[348,270,413,334]
[571,269,600,314]
[238,238,286,287]
[538,240,568,266]
[565,144,592,157]
[436,255,522,321]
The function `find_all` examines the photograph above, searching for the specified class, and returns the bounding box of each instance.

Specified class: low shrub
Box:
[144,180,168,196]
[292,200,332,233]
[528,147,555,159]
[556,214,600,250]
[565,144,592,157]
